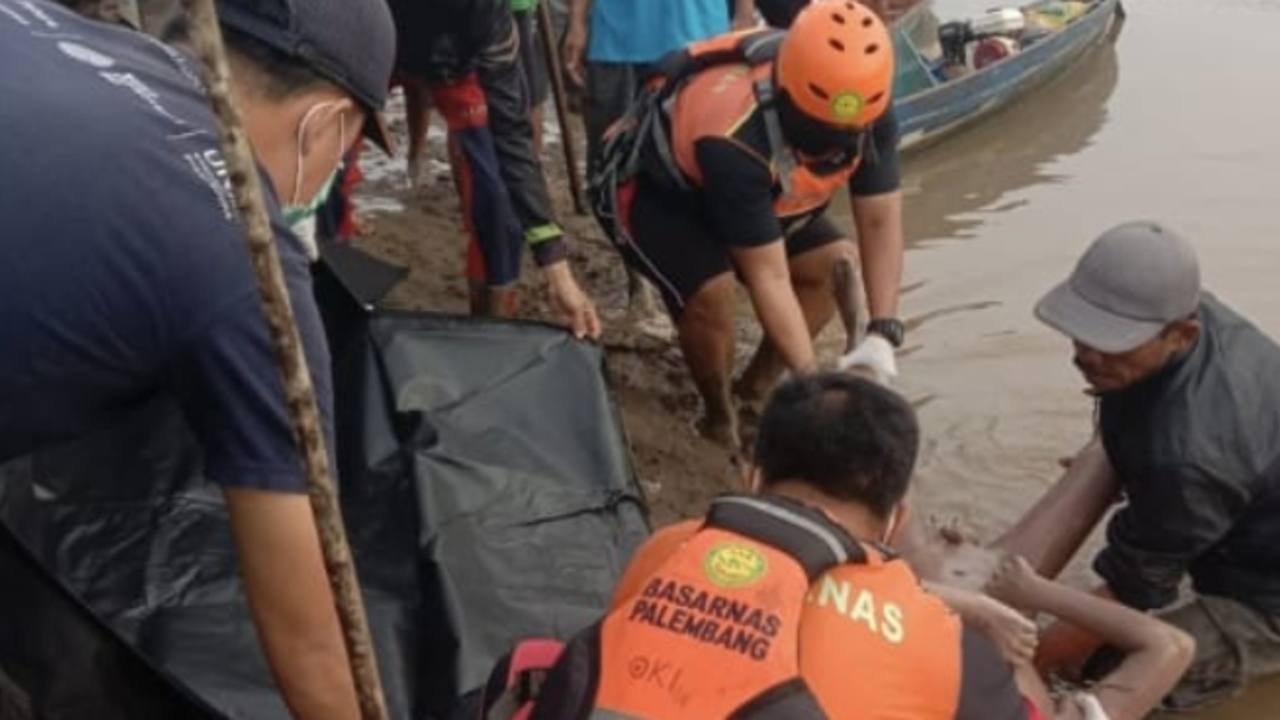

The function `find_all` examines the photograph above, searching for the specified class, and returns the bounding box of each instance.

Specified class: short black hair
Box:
[753,373,919,517]
[223,27,330,100]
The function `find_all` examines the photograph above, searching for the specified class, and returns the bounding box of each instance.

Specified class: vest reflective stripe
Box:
[668,64,861,219]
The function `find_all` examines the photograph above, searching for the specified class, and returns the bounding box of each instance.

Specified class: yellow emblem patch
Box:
[704,543,768,589]
[831,91,865,121]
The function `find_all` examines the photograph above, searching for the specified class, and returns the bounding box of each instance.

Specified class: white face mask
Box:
[290,215,319,262]
[880,505,901,546]
[282,100,346,227]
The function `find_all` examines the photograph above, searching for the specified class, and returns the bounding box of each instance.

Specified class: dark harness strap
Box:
[703,494,866,582]
[731,677,828,720]
[753,76,796,196]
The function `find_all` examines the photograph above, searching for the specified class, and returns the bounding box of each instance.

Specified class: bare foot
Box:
[732,377,769,419]
[695,413,741,456]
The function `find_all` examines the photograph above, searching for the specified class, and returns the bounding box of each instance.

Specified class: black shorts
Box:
[513,9,549,108]
[617,176,847,317]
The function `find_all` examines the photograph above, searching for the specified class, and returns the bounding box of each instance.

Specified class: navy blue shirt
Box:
[0,1,332,493]
[1096,295,1280,613]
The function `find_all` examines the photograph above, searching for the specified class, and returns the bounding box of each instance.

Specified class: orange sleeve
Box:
[608,520,700,611]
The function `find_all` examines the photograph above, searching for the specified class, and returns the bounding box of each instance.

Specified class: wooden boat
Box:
[892,0,1124,152]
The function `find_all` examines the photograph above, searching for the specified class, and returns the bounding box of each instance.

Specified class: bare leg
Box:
[992,438,1121,579]
[736,240,856,402]
[677,274,739,451]
[403,77,431,186]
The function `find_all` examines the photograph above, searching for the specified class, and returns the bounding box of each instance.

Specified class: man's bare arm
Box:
[851,190,904,320]
[563,0,593,86]
[225,488,360,720]
[732,240,817,372]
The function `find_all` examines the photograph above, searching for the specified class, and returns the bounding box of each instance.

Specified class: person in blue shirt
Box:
[562,0,753,317]
[0,1,395,716]
[562,0,755,173]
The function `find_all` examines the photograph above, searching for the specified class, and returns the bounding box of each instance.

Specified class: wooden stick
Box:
[180,2,388,717]
[536,0,588,215]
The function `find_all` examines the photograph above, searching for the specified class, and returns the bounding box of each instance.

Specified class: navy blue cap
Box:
[216,0,397,153]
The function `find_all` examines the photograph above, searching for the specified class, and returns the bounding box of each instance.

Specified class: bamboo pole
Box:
[180,1,388,717]
[536,0,588,215]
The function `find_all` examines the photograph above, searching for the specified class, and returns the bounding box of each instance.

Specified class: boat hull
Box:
[895,0,1121,153]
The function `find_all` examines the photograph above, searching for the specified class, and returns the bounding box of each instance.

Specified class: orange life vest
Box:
[590,30,862,246]
[529,494,892,719]
[667,61,861,219]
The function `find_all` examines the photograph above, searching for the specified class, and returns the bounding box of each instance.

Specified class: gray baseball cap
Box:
[1035,221,1201,353]
[216,0,397,153]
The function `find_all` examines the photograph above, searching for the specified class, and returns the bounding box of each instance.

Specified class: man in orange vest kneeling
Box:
[592,1,908,451]
[527,373,1033,719]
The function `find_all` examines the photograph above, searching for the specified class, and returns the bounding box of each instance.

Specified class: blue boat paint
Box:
[894,0,1122,152]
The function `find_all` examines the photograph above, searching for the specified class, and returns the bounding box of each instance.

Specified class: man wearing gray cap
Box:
[0,0,396,716]
[1033,221,1280,710]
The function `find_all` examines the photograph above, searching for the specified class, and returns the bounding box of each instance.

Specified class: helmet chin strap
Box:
[290,100,346,206]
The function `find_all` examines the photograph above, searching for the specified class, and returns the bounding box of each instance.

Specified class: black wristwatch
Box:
[866,318,905,349]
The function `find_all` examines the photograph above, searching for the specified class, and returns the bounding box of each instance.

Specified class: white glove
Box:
[1073,692,1110,720]
[836,334,898,385]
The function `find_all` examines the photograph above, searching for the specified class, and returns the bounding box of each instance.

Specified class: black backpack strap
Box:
[740,30,794,194]
[731,678,828,719]
[703,495,866,582]
[485,667,553,720]
[651,28,784,83]
[592,28,790,225]
[527,624,603,720]
[753,76,796,196]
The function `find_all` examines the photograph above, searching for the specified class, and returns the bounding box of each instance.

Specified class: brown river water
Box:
[828,0,1280,715]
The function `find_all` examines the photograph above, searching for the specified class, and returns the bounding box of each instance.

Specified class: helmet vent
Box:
[829,38,846,52]
[865,43,880,54]
[862,16,874,27]
[808,83,831,100]
[831,11,846,24]
[868,91,885,104]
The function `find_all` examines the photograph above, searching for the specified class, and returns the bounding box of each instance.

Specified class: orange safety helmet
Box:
[775,0,894,129]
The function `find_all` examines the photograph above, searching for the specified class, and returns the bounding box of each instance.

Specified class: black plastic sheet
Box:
[0,257,649,719]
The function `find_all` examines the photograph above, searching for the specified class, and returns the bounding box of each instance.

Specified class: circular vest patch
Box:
[831,91,866,121]
[703,543,769,589]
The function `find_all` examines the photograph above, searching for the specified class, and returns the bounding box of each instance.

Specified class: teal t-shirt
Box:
[511,0,537,12]
[588,0,731,63]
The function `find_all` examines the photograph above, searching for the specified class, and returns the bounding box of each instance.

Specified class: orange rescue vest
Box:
[590,30,862,246]
[668,62,860,219]
[530,494,882,719]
